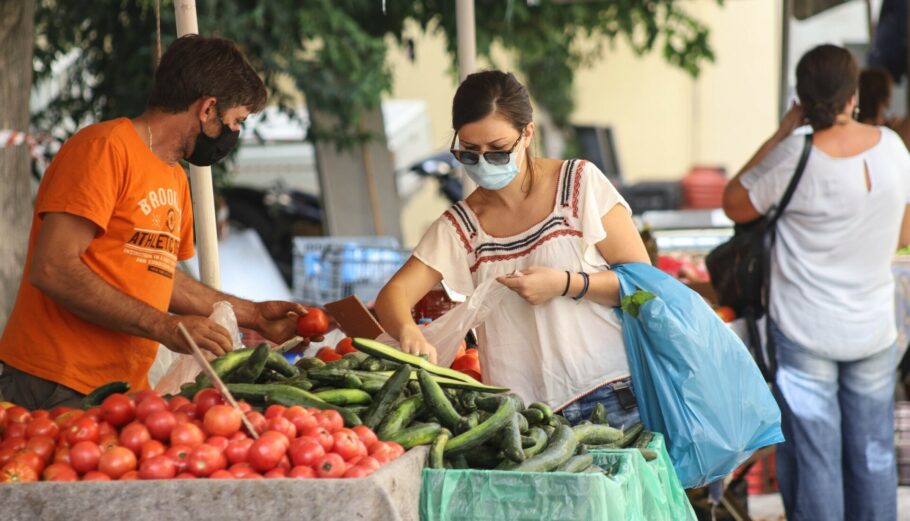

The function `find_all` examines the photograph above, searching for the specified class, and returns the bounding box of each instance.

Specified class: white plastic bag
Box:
[376,278,510,367]
[154,301,245,395]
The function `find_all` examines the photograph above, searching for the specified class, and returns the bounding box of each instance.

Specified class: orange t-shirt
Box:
[0,118,195,394]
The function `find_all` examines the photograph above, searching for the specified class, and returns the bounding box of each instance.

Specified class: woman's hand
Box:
[497,266,565,305]
[776,102,805,139]
[399,323,438,364]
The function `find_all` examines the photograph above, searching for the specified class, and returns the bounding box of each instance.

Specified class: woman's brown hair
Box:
[796,45,859,130]
[858,67,893,124]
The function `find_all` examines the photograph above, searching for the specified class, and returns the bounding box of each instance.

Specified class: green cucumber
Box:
[512,424,578,472]
[590,403,608,425]
[516,413,529,434]
[362,365,411,429]
[314,388,372,406]
[556,454,594,473]
[228,343,270,383]
[353,338,487,386]
[476,393,524,413]
[639,448,658,461]
[619,422,644,448]
[500,412,526,463]
[522,427,549,458]
[196,348,256,388]
[342,352,370,366]
[573,423,623,445]
[418,369,464,432]
[460,391,479,412]
[279,375,314,391]
[371,370,508,394]
[407,380,422,395]
[359,357,385,372]
[445,397,518,457]
[521,408,546,425]
[306,368,363,389]
[386,422,441,449]
[224,383,271,402]
[634,431,654,450]
[464,444,504,469]
[361,379,385,395]
[461,411,480,433]
[295,357,325,370]
[428,429,451,469]
[265,351,300,378]
[529,402,553,421]
[83,381,130,408]
[377,394,425,439]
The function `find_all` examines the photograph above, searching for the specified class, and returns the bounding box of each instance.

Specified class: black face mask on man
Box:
[186,115,239,167]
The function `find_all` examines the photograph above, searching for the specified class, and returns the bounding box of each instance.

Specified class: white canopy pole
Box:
[174,0,221,289]
[455,0,476,82]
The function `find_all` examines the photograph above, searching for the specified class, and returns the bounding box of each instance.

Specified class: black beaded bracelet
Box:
[561,271,571,297]
[573,272,590,301]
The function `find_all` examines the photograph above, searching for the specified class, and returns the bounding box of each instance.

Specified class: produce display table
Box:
[419,433,695,521]
[1,446,427,521]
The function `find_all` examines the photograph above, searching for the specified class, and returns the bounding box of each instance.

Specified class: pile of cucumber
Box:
[178,338,657,474]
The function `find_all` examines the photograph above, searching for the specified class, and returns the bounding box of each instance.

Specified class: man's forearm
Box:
[170,270,257,328]
[31,257,172,343]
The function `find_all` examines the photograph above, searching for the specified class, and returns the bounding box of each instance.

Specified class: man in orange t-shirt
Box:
[0,35,317,409]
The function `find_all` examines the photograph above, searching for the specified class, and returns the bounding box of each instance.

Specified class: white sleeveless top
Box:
[413,160,631,409]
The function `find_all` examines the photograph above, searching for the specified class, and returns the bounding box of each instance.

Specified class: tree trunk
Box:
[0,0,36,330]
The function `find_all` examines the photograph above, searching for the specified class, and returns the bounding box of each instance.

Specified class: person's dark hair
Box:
[858,67,893,124]
[796,45,859,130]
[147,34,268,115]
[452,70,536,185]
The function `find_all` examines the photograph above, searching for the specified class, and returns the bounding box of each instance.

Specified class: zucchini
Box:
[386,422,441,449]
[556,453,594,473]
[521,408,546,425]
[418,369,464,432]
[590,402,608,425]
[295,357,326,370]
[314,388,372,406]
[573,423,623,445]
[522,427,549,458]
[353,337,487,386]
[227,343,270,383]
[619,422,644,448]
[445,397,518,457]
[362,364,411,429]
[196,348,256,388]
[83,381,130,408]
[265,351,300,378]
[428,429,451,469]
[306,368,363,389]
[512,424,578,472]
[377,394,425,440]
[500,413,526,463]
[529,402,553,422]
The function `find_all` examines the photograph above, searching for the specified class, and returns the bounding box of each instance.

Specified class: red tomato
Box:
[4,422,27,441]
[266,416,297,440]
[206,435,229,453]
[386,441,405,458]
[343,465,371,478]
[358,456,382,472]
[138,454,177,480]
[1,436,26,452]
[145,410,177,442]
[244,411,267,437]
[301,426,334,452]
[225,438,254,465]
[135,396,168,423]
[204,405,242,437]
[229,431,249,442]
[69,441,102,474]
[264,467,287,479]
[13,449,46,474]
[209,469,235,479]
[0,461,38,483]
[332,429,366,462]
[284,408,318,433]
[297,308,330,337]
[84,407,103,421]
[82,470,111,481]
[43,462,78,481]
[100,394,136,427]
[335,337,357,355]
[193,388,224,418]
[97,421,117,438]
[264,405,287,420]
[118,422,151,456]
[131,390,159,405]
[140,440,166,462]
[168,396,191,412]
[170,422,205,448]
[315,453,346,478]
[315,347,343,363]
[6,406,32,424]
[99,434,119,453]
[31,410,50,420]
[26,417,60,440]
[715,305,737,323]
[237,401,252,413]
[165,445,192,473]
[66,416,100,445]
[288,438,325,467]
[52,446,71,466]
[175,403,197,422]
[247,436,287,472]
[369,442,398,464]
[0,448,17,467]
[260,430,290,449]
[229,462,255,478]
[288,465,316,479]
[26,435,56,463]
[53,409,84,430]
[0,407,6,436]
[319,410,344,433]
[119,470,140,480]
[188,443,227,477]
[351,425,379,449]
[175,472,196,479]
[98,446,137,479]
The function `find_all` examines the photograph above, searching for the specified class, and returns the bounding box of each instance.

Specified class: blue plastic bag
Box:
[613,263,784,489]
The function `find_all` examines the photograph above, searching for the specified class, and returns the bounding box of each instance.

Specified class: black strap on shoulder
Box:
[768,133,812,226]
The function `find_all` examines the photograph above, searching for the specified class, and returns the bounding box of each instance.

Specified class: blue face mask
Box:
[462,148,521,190]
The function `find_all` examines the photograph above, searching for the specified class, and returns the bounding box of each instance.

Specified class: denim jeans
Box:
[559,377,640,429]
[770,321,897,521]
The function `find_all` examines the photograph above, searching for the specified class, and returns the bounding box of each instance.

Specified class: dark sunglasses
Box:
[450,134,522,166]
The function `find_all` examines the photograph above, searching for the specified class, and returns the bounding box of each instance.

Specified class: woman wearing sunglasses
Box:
[375,70,650,428]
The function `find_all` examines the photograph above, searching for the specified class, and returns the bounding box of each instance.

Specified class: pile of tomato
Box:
[0,389,403,483]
